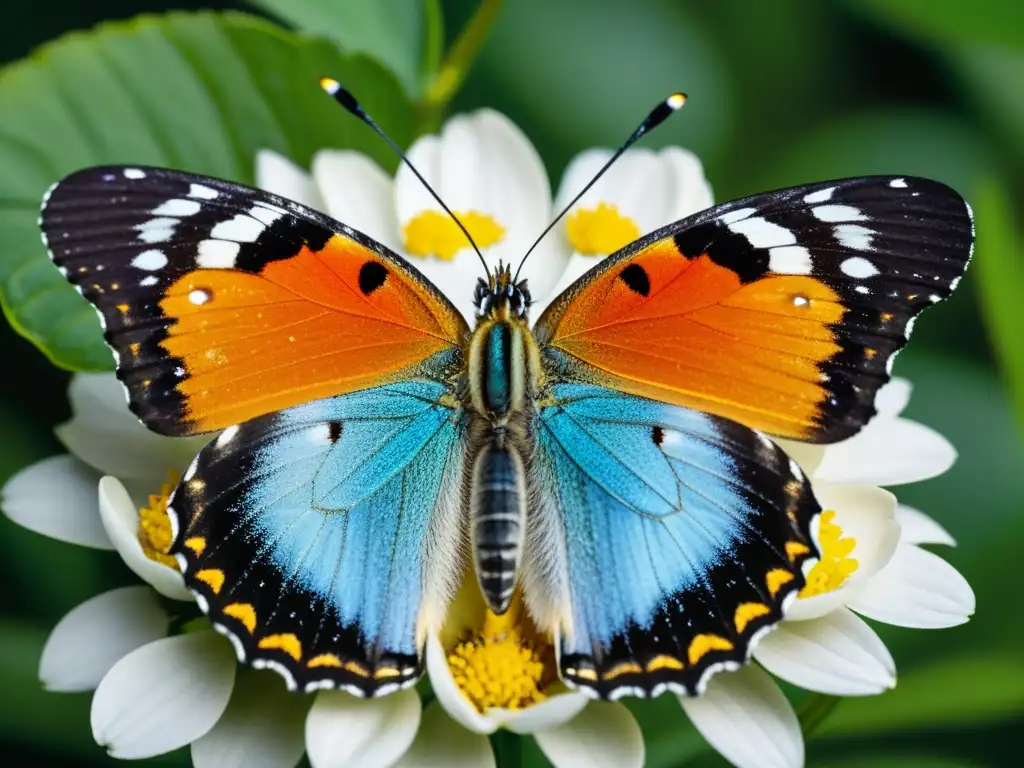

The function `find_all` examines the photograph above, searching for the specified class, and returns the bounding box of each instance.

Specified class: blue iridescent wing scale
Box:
[167,381,466,696]
[527,383,821,699]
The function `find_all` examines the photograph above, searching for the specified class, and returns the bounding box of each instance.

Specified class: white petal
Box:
[311,150,404,254]
[40,587,168,692]
[306,688,421,768]
[498,691,590,734]
[659,147,715,221]
[425,633,496,734]
[875,377,912,417]
[847,543,975,629]
[55,373,206,480]
[393,702,495,768]
[535,702,643,768]
[91,632,236,759]
[773,439,825,478]
[98,476,192,601]
[754,607,895,695]
[785,483,899,621]
[192,670,307,768]
[813,416,956,487]
[256,149,325,211]
[680,663,802,768]
[895,504,956,546]
[1,455,111,549]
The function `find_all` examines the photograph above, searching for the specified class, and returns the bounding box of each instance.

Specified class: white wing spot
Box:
[717,207,756,225]
[834,224,875,250]
[139,275,159,287]
[728,216,796,248]
[124,168,146,179]
[211,214,264,243]
[307,424,332,444]
[889,178,908,188]
[152,199,201,217]
[189,289,212,305]
[803,187,835,204]
[188,183,219,200]
[132,250,168,271]
[840,256,879,278]
[812,204,866,223]
[854,285,870,294]
[183,456,199,482]
[216,425,240,448]
[792,295,810,307]
[135,218,177,244]
[768,246,813,275]
[197,240,241,268]
[249,204,286,226]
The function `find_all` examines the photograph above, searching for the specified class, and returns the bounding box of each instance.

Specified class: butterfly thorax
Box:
[464,266,541,614]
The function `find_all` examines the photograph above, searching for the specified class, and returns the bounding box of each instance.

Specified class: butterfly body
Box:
[40,165,972,701]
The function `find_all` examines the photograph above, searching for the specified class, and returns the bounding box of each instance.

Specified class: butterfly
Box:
[39,98,973,702]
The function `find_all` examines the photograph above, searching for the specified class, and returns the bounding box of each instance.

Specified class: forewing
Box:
[526,384,820,698]
[168,381,466,695]
[42,166,469,436]
[535,176,972,442]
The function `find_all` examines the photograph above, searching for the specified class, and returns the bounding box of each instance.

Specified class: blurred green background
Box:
[0,1,1021,766]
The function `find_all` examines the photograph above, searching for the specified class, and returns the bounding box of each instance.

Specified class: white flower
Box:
[256,109,713,323]
[0,373,421,767]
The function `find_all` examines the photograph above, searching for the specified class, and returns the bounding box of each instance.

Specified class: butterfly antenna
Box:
[513,92,687,282]
[320,77,492,280]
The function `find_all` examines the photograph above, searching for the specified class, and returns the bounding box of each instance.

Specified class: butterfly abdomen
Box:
[470,440,526,615]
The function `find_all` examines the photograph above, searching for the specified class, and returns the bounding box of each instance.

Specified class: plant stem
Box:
[796,692,841,738]
[491,730,522,768]
[420,0,503,122]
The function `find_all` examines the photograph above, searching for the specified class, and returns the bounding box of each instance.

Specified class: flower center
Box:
[565,203,640,255]
[447,605,555,712]
[138,470,180,571]
[402,210,505,260]
[799,510,858,598]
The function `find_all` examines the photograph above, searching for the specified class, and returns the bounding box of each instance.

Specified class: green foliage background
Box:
[0,1,1020,766]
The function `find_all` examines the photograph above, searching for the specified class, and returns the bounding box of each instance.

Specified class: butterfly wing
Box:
[524,384,819,698]
[168,381,466,695]
[534,176,973,442]
[41,166,469,436]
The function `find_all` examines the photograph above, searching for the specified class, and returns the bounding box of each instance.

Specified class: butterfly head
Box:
[474,262,531,322]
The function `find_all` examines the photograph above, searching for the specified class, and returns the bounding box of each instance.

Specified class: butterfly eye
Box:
[473,280,489,306]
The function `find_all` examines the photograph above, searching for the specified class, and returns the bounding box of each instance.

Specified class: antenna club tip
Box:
[667,92,687,110]
[320,77,342,96]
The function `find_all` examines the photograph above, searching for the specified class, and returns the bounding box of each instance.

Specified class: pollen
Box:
[565,203,641,255]
[799,510,859,598]
[403,210,505,260]
[447,606,554,712]
[138,469,180,570]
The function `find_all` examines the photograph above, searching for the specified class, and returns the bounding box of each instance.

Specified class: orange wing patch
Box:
[159,235,466,432]
[538,240,844,439]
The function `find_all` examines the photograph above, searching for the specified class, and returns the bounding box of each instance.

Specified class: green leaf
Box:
[952,46,1024,164]
[846,0,1024,51]
[820,654,1024,736]
[247,0,440,96]
[0,11,413,372]
[970,177,1024,432]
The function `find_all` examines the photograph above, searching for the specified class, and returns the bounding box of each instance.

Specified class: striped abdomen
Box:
[471,443,526,614]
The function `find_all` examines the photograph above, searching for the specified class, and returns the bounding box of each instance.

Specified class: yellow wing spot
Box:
[195,568,225,594]
[766,568,795,597]
[734,602,771,634]
[308,653,342,668]
[785,541,811,562]
[129,342,141,356]
[116,303,130,313]
[865,348,878,360]
[688,634,734,665]
[646,655,685,672]
[184,537,207,556]
[603,662,643,680]
[569,667,598,681]
[403,210,505,260]
[374,667,402,679]
[258,633,302,661]
[880,312,894,323]
[222,603,257,633]
[344,661,371,678]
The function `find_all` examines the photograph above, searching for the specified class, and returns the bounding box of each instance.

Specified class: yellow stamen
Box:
[446,600,554,712]
[402,210,505,260]
[800,510,859,598]
[565,203,641,255]
[138,470,180,570]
